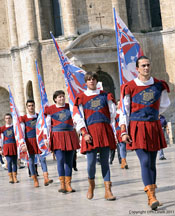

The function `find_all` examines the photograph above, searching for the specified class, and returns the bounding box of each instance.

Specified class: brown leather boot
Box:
[87,178,95,200]
[144,185,159,210]
[152,184,162,206]
[58,176,66,193]
[121,158,128,169]
[65,176,75,193]
[8,172,14,184]
[12,172,19,183]
[43,172,53,186]
[31,175,39,187]
[104,181,116,201]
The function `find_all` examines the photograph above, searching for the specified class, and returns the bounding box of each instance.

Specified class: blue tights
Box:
[119,142,127,158]
[54,149,74,177]
[86,147,110,181]
[135,149,157,186]
[6,155,17,173]
[29,154,48,176]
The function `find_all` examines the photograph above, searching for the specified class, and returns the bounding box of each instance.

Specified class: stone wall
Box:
[0,0,9,49]
[40,38,71,105]
[0,87,10,125]
[0,51,12,124]
[74,0,114,34]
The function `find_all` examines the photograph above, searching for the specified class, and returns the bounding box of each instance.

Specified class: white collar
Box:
[55,103,65,108]
[27,113,37,118]
[5,124,13,127]
[134,77,154,86]
[84,88,100,96]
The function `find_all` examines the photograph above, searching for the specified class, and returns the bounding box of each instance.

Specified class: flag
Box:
[113,8,144,113]
[8,86,28,160]
[35,60,50,157]
[113,8,144,85]
[50,32,87,117]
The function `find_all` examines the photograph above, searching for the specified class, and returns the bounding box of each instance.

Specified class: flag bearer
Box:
[120,56,170,210]
[20,99,53,187]
[0,113,19,183]
[73,72,116,201]
[44,90,80,193]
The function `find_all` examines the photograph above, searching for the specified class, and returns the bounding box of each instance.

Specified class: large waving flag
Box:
[113,8,144,113]
[113,8,144,85]
[35,60,50,157]
[50,32,87,117]
[8,86,28,160]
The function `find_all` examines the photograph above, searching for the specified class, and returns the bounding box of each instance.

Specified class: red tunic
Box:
[19,115,41,155]
[74,91,116,154]
[44,104,80,151]
[0,126,17,156]
[122,78,169,151]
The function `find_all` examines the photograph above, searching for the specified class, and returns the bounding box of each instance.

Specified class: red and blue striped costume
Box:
[122,78,169,151]
[19,115,41,155]
[44,104,79,151]
[0,126,17,156]
[74,91,116,154]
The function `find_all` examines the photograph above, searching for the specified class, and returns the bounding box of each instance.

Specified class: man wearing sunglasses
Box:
[120,56,170,210]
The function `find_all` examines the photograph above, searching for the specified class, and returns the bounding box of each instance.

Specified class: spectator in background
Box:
[158,114,169,160]
[115,100,128,169]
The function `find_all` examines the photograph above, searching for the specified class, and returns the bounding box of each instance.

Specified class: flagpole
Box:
[35,60,49,155]
[35,60,49,129]
[8,85,28,159]
[50,32,77,100]
[35,60,45,112]
[113,8,123,86]
[50,32,84,119]
[113,8,126,115]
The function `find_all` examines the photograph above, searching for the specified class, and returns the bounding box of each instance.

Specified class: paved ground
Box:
[0,145,175,216]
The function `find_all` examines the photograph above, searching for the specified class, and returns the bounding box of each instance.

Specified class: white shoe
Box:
[2,164,6,168]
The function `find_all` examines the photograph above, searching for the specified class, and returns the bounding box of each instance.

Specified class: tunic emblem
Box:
[91,98,101,110]
[30,119,37,127]
[58,112,66,120]
[141,89,155,104]
[6,129,13,136]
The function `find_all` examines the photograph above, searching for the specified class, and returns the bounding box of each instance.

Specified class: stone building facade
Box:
[0,0,175,140]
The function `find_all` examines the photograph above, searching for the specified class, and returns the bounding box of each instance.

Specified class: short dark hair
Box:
[136,56,150,67]
[4,113,12,119]
[53,90,65,103]
[26,99,35,106]
[84,71,98,83]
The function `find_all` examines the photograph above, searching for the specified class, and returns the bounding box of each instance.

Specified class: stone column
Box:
[112,0,128,26]
[61,0,77,37]
[27,41,41,112]
[159,0,175,30]
[6,0,25,115]
[13,0,41,112]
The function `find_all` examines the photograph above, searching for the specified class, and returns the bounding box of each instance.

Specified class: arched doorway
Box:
[26,81,34,100]
[0,87,10,125]
[96,66,115,98]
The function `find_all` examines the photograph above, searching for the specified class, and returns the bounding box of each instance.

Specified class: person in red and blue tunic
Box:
[0,113,19,183]
[44,90,80,193]
[120,56,170,210]
[20,99,53,187]
[73,72,116,201]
